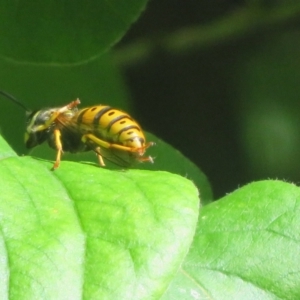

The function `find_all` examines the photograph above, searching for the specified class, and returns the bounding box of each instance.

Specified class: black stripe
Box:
[118,125,141,137]
[93,106,112,125]
[77,108,90,124]
[107,115,131,133]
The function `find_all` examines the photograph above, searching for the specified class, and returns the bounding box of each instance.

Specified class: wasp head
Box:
[25,108,56,148]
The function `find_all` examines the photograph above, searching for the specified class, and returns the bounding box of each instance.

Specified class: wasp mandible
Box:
[0,91,154,169]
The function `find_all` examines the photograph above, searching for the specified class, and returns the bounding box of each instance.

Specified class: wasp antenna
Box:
[0,90,30,112]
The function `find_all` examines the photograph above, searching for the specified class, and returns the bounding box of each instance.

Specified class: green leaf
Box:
[0,0,148,64]
[0,135,199,299]
[162,180,300,299]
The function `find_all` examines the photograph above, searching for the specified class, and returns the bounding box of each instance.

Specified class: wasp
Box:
[0,91,154,169]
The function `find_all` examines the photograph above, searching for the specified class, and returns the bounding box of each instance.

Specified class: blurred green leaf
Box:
[237,33,300,179]
[162,180,300,299]
[0,0,148,64]
[0,135,199,299]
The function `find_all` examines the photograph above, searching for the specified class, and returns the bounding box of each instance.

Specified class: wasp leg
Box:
[137,156,154,163]
[52,129,63,170]
[94,147,105,166]
[141,142,155,163]
[144,142,155,150]
[82,134,149,154]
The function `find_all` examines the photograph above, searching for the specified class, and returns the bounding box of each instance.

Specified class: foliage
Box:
[0,135,201,299]
[163,180,300,299]
[0,1,300,299]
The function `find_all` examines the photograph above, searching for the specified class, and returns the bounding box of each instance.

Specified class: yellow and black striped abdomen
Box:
[76,105,146,148]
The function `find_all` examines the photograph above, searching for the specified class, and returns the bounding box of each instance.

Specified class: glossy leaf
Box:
[0,0,148,64]
[162,180,300,299]
[0,135,199,299]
